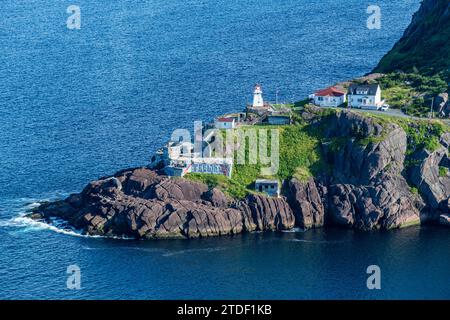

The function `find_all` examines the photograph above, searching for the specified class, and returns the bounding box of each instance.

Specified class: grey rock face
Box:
[322,112,421,229]
[439,214,450,227]
[409,146,450,209]
[322,111,384,143]
[238,194,295,232]
[32,168,295,239]
[327,177,421,230]
[435,92,448,116]
[286,178,325,229]
[324,113,406,185]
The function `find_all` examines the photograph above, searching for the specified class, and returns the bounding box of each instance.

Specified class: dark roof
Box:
[348,83,380,95]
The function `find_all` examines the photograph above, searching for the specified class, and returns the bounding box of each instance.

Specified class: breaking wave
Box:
[0,194,133,240]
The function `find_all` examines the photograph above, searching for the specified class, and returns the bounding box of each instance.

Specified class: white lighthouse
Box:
[252,84,264,108]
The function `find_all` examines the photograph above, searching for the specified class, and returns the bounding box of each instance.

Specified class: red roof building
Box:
[313,86,347,107]
[215,117,236,129]
[314,86,346,97]
[216,117,235,122]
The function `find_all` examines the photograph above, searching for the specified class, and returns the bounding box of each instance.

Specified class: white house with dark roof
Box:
[347,83,383,110]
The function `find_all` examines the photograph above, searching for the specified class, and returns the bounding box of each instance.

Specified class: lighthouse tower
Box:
[252,84,264,108]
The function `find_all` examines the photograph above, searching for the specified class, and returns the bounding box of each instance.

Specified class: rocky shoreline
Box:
[29,109,450,239]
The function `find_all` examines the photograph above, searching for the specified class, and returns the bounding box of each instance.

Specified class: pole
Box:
[430,97,434,119]
[276,87,279,106]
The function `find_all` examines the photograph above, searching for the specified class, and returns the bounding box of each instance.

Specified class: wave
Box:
[0,194,134,240]
[162,246,228,257]
[290,238,348,244]
[281,228,307,233]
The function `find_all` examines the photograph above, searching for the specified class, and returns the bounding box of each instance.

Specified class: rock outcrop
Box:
[31,168,295,239]
[29,109,449,238]
[435,93,449,116]
[409,147,450,209]
[286,178,325,229]
[317,111,423,229]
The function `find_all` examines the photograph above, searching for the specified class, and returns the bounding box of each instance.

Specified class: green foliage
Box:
[439,166,449,178]
[185,173,248,199]
[187,124,326,199]
[293,99,311,109]
[377,72,448,116]
[404,122,445,153]
[188,107,448,199]
[357,113,448,171]
[278,125,325,180]
[374,0,450,76]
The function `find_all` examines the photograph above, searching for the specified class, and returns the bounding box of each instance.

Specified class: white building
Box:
[149,141,198,169]
[164,141,197,160]
[348,84,384,110]
[215,117,236,130]
[190,157,233,178]
[313,86,347,107]
[164,157,233,178]
[150,141,233,178]
[253,84,264,107]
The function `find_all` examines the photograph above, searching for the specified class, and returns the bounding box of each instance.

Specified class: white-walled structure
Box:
[214,117,236,130]
[253,84,264,108]
[348,84,383,110]
[313,86,347,107]
[164,157,233,178]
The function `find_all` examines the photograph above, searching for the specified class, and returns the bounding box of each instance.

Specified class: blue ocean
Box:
[1,0,449,299]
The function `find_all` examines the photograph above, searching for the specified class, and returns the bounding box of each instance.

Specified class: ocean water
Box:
[1,0,448,300]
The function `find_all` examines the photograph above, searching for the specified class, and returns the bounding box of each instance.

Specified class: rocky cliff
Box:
[30,168,296,239]
[375,0,450,75]
[29,109,450,239]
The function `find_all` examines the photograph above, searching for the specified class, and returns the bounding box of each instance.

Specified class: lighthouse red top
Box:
[254,84,262,92]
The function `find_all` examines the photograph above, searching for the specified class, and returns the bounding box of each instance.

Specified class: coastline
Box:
[27,105,450,239]
[23,0,450,240]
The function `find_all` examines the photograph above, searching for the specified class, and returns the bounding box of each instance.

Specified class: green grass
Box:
[186,123,326,199]
[185,173,248,200]
[293,99,311,110]
[439,166,449,178]
[187,106,448,199]
[360,112,448,174]
[377,72,448,117]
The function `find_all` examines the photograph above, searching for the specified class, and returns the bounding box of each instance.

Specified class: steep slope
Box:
[374,0,450,75]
